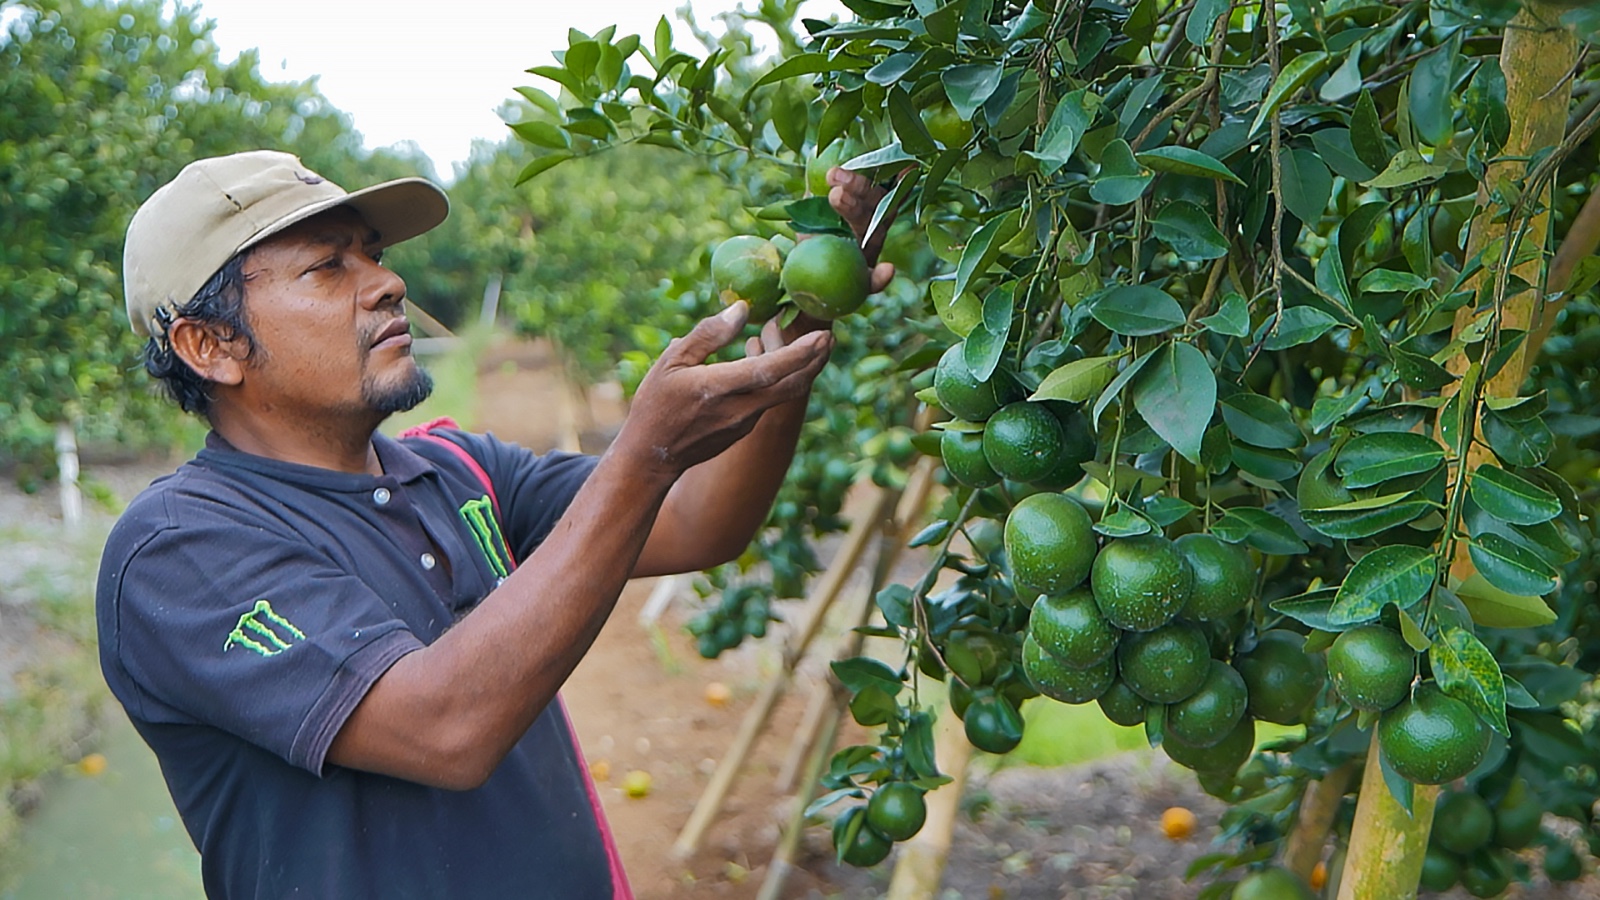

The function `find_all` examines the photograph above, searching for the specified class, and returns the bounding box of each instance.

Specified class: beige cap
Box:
[123,149,449,337]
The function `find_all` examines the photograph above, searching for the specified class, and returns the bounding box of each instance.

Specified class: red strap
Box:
[398,417,511,568]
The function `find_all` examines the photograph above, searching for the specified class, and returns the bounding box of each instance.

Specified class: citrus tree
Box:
[0,0,429,470]
[511,0,1600,894]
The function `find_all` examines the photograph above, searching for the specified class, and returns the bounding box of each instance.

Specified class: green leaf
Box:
[1144,496,1197,527]
[1220,393,1305,449]
[1092,348,1156,423]
[817,90,865,152]
[1398,608,1431,651]
[1300,494,1433,540]
[1482,408,1553,467]
[1310,391,1368,433]
[509,120,571,150]
[1263,306,1339,350]
[1090,139,1152,205]
[1095,508,1154,538]
[1335,431,1444,489]
[1136,146,1245,184]
[887,86,938,156]
[1351,89,1391,172]
[513,86,562,117]
[830,656,903,695]
[928,279,981,337]
[1211,507,1309,555]
[1455,573,1557,629]
[1131,342,1216,464]
[1033,355,1120,403]
[1201,292,1250,337]
[1311,128,1378,183]
[842,142,919,173]
[1363,148,1449,189]
[1432,627,1509,737]
[514,152,574,185]
[1270,589,1341,631]
[1031,90,1094,176]
[903,711,942,779]
[753,52,868,90]
[941,64,1003,121]
[1358,269,1432,295]
[1232,444,1302,482]
[1250,51,1331,136]
[1151,200,1228,261]
[1319,47,1363,102]
[1186,0,1229,45]
[1470,465,1562,526]
[1392,347,1456,391]
[1279,149,1333,224]
[1468,534,1558,597]
[955,209,1021,300]
[964,285,1014,382]
[865,51,919,86]
[1330,545,1436,626]
[771,88,808,154]
[1408,40,1458,147]
[1091,285,1185,336]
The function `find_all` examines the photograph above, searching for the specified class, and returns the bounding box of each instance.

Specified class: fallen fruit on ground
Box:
[1161,806,1197,841]
[703,681,731,707]
[622,769,652,798]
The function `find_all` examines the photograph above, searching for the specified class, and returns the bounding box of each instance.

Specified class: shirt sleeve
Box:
[97,490,424,776]
[444,430,600,563]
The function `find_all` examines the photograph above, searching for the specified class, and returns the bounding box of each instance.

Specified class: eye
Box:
[369,249,385,265]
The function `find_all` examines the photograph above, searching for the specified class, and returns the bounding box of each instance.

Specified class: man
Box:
[97,149,895,898]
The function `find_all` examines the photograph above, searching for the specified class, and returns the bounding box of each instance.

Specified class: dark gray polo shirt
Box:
[96,427,629,899]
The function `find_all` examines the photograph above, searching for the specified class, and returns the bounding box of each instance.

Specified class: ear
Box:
[168,317,249,388]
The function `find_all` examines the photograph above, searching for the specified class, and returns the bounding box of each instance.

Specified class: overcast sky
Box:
[186,0,844,180]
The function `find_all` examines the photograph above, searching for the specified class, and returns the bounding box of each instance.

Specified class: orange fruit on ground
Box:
[1161,806,1197,841]
[77,753,108,777]
[622,769,653,798]
[704,681,732,707]
[590,759,611,782]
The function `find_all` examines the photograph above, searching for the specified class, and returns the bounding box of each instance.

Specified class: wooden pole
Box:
[885,694,974,900]
[1283,763,1355,883]
[671,485,898,859]
[54,421,81,532]
[774,680,832,792]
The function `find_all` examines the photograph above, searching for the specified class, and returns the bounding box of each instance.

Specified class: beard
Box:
[362,361,435,415]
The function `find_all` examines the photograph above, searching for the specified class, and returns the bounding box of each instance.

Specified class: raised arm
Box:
[327,304,830,789]
[632,166,901,576]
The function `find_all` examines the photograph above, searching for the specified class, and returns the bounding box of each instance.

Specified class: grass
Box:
[0,528,111,873]
[1008,698,1151,767]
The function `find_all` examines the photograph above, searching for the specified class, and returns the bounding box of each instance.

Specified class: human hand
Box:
[618,301,833,478]
[782,166,904,336]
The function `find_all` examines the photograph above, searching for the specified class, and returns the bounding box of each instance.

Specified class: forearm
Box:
[329,444,674,788]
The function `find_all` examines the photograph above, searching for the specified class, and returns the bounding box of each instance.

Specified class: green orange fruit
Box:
[1091,535,1194,632]
[1233,630,1322,725]
[933,343,1018,422]
[1118,622,1210,704]
[1004,493,1096,596]
[1419,845,1461,892]
[832,805,892,867]
[866,783,927,842]
[1328,625,1414,711]
[1097,681,1149,727]
[964,693,1025,754]
[1378,682,1490,785]
[1028,587,1118,669]
[806,140,848,197]
[1166,660,1249,748]
[1233,867,1315,900]
[1173,533,1255,621]
[982,401,1068,483]
[1434,790,1494,855]
[940,427,999,487]
[1022,635,1116,704]
[782,235,871,319]
[710,235,784,321]
[1164,715,1256,774]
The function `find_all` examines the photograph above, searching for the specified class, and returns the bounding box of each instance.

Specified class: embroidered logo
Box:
[224,599,306,656]
[459,494,512,579]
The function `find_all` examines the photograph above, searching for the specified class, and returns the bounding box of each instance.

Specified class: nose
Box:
[360,255,408,311]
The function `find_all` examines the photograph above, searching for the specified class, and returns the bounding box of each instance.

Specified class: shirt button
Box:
[373,488,392,506]
[420,553,437,570]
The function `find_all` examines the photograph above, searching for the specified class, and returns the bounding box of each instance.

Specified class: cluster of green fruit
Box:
[710,230,871,323]
[933,344,1094,492]
[1415,780,1581,896]
[684,583,773,658]
[1327,625,1489,785]
[830,781,928,867]
[1004,489,1328,785]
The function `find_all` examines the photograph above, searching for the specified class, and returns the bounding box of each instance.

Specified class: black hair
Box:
[143,252,256,416]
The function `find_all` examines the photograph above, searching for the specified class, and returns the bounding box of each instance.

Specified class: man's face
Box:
[236,208,432,422]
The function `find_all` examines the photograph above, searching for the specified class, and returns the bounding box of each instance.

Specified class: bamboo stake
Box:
[671,485,897,859]
[754,688,843,900]
[1336,738,1439,900]
[774,681,832,792]
[885,694,974,900]
[1283,763,1355,882]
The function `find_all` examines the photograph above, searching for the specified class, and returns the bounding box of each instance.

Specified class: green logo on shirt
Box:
[224,599,306,656]
[459,495,512,578]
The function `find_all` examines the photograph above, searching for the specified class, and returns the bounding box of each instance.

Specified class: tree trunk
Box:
[1283,763,1355,882]
[1342,5,1577,895]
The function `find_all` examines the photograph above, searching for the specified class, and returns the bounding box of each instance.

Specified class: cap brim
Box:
[242,177,450,256]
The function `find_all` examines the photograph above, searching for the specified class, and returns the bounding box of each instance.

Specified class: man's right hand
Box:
[615,300,833,479]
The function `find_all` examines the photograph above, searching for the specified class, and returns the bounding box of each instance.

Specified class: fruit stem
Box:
[1336,733,1439,900]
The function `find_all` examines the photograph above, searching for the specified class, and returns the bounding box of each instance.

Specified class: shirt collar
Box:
[197,430,438,488]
